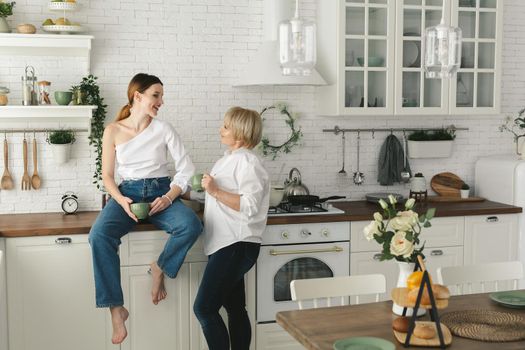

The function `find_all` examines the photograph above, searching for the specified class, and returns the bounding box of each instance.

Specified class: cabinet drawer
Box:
[120,231,206,266]
[351,217,464,252]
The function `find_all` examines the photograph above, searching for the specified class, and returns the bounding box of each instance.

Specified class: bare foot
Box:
[110,306,129,344]
[150,261,167,305]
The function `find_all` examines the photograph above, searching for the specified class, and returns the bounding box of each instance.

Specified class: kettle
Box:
[283,167,309,201]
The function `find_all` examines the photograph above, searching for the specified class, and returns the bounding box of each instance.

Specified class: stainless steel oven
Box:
[256,219,350,323]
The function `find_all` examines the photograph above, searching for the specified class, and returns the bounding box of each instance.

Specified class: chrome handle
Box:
[281,231,289,239]
[373,253,382,261]
[430,249,444,256]
[269,246,344,256]
[486,216,499,223]
[55,237,72,245]
[321,229,329,237]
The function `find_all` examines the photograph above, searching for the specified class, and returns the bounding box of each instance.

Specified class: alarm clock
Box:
[61,191,79,214]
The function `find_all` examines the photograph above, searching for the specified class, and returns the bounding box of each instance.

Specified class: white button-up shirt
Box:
[203,148,270,255]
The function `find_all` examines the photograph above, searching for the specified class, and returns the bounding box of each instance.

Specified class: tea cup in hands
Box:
[191,173,204,192]
[130,202,150,220]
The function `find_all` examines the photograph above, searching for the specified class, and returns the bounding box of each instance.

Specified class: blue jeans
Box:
[193,241,260,350]
[89,177,203,307]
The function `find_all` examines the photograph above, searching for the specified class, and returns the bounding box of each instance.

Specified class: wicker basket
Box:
[17,24,36,34]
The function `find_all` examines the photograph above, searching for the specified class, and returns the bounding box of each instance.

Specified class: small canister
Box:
[37,81,51,105]
[0,86,9,106]
[21,66,37,106]
[410,173,427,192]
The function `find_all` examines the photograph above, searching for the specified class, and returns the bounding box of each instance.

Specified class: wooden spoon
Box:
[1,138,14,190]
[31,137,41,189]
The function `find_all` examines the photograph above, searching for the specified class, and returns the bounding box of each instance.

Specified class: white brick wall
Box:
[0,0,524,214]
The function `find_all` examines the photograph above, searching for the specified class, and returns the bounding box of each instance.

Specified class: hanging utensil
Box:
[31,134,42,189]
[401,131,411,183]
[353,131,365,185]
[21,136,32,190]
[1,134,14,190]
[338,131,347,176]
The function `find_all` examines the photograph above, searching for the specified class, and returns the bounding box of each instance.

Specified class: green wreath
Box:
[259,103,303,160]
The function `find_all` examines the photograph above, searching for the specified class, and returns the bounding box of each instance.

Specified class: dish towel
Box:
[377,134,411,186]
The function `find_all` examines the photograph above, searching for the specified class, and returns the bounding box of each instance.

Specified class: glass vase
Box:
[393,261,426,316]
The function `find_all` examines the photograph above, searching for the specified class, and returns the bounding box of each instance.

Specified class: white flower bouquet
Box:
[363,195,436,263]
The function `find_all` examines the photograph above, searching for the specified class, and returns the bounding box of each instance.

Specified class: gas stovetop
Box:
[267,203,345,216]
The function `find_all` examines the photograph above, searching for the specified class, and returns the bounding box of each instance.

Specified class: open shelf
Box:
[0,105,96,119]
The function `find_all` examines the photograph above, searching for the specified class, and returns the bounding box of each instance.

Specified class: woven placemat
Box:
[440,309,525,342]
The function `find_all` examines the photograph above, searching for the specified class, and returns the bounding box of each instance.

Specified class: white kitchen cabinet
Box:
[350,217,464,302]
[6,234,114,350]
[120,264,190,350]
[0,238,7,350]
[464,214,519,265]
[317,0,503,116]
[120,231,256,350]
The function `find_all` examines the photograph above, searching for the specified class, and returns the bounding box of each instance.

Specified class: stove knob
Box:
[281,231,289,239]
[300,229,312,238]
[321,229,329,237]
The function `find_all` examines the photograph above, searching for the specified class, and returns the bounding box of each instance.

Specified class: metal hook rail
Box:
[1,128,88,135]
[323,125,469,135]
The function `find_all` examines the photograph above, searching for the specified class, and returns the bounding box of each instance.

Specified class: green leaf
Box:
[425,208,436,220]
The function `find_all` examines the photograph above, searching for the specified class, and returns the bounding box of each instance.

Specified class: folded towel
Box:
[377,134,411,186]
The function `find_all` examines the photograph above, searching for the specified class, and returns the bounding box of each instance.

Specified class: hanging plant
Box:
[259,103,303,160]
[71,75,107,191]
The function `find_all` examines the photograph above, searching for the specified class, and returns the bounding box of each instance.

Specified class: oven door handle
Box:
[269,246,344,256]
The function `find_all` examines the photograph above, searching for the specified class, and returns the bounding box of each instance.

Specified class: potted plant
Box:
[499,108,525,159]
[0,1,15,33]
[47,129,75,165]
[460,183,470,199]
[407,128,456,159]
[363,195,435,315]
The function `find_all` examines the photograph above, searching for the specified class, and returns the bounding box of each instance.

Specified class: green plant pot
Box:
[54,91,73,105]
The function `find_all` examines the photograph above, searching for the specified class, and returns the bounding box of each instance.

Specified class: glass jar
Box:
[37,81,51,105]
[0,86,9,106]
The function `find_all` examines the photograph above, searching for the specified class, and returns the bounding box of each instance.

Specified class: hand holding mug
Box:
[191,173,204,192]
[201,173,218,195]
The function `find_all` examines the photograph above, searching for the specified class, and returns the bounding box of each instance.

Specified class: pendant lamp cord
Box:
[294,0,299,19]
[440,0,446,25]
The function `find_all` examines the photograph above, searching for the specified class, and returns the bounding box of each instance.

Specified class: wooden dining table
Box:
[276,291,525,350]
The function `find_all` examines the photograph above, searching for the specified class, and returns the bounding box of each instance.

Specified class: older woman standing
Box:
[89,73,202,344]
[193,107,270,350]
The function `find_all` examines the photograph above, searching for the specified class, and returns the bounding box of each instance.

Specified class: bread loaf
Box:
[392,316,410,333]
[413,323,436,339]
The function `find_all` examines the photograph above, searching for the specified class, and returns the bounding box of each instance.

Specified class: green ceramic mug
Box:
[191,174,204,192]
[130,202,150,220]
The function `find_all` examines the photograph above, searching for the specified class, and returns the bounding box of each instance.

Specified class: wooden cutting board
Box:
[430,172,464,197]
[427,196,485,202]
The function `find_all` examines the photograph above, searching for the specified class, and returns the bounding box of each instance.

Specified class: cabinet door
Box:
[350,251,398,303]
[395,0,449,114]
[464,214,519,264]
[450,0,503,114]
[0,239,6,350]
[425,246,464,295]
[6,235,114,350]
[317,0,395,115]
[121,264,190,350]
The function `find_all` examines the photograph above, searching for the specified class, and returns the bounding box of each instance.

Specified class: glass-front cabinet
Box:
[450,0,502,114]
[394,0,451,115]
[317,0,396,115]
[316,0,503,116]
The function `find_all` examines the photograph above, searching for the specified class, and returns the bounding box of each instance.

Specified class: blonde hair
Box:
[116,73,163,121]
[224,107,262,149]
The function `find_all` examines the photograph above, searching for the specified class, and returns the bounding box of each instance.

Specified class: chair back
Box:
[437,261,524,295]
[290,274,386,310]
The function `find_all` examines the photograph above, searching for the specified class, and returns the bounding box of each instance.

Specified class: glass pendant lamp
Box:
[423,0,462,79]
[279,0,316,76]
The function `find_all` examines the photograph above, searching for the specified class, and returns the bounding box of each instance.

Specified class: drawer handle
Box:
[430,250,443,256]
[486,216,499,223]
[373,253,382,261]
[55,237,72,245]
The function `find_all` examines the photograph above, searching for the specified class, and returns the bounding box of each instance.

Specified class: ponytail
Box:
[116,104,131,121]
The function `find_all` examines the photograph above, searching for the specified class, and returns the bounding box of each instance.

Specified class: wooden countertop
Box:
[0,200,521,238]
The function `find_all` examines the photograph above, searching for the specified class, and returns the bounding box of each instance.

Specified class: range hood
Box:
[234,0,326,87]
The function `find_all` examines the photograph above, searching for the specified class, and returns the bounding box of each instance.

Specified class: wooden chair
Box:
[290,274,386,310]
[437,261,524,295]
